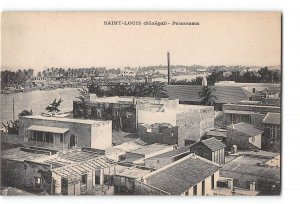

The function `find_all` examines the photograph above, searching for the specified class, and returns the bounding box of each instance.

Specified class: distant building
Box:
[190,137,226,165]
[19,115,112,151]
[226,122,263,150]
[74,95,214,147]
[214,81,281,95]
[138,154,221,196]
[1,147,116,195]
[137,104,214,147]
[137,123,178,145]
[171,67,187,74]
[223,102,280,127]
[260,112,281,152]
[73,95,179,132]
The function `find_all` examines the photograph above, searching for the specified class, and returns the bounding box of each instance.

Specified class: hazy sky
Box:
[1,12,281,71]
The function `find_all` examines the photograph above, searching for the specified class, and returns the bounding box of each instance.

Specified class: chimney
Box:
[167,52,171,85]
[229,122,235,129]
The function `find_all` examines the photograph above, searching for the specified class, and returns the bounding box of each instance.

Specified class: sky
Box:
[1,12,281,72]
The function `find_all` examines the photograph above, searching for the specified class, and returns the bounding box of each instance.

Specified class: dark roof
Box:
[230,122,264,137]
[205,130,227,138]
[145,155,220,195]
[165,85,253,104]
[262,112,280,125]
[199,137,226,151]
[213,86,253,103]
[148,145,191,159]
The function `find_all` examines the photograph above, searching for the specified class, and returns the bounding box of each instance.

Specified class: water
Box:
[0,88,79,123]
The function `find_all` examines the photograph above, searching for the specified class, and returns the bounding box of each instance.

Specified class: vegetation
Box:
[170,76,203,85]
[1,109,33,134]
[207,67,281,85]
[45,98,63,116]
[18,109,33,117]
[198,86,218,106]
[1,69,34,89]
[89,82,168,98]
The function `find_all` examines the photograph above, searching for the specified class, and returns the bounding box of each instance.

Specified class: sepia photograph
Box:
[0,12,281,196]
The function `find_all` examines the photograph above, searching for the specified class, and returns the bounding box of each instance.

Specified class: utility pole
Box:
[13,98,15,121]
[167,52,171,85]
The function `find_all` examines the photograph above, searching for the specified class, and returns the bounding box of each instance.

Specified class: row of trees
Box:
[87,82,168,98]
[207,67,281,85]
[170,76,203,85]
[1,69,34,89]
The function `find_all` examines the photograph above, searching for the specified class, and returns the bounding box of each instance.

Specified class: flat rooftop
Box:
[129,144,171,155]
[22,115,109,125]
[115,165,152,179]
[1,147,51,162]
[221,155,280,183]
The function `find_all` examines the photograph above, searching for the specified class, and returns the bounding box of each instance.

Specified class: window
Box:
[241,115,250,123]
[193,185,197,195]
[252,88,256,93]
[95,170,100,185]
[252,136,256,143]
[211,174,215,190]
[36,131,43,142]
[185,191,189,196]
[81,174,87,185]
[60,134,64,143]
[231,114,237,123]
[45,132,53,143]
[31,131,37,140]
[75,135,78,146]
[270,125,275,139]
[202,180,205,195]
[96,108,102,117]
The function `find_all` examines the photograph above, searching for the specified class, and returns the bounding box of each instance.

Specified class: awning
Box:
[27,125,69,134]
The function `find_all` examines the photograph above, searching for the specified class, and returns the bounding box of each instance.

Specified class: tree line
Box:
[207,67,281,85]
[87,82,168,98]
[1,69,34,89]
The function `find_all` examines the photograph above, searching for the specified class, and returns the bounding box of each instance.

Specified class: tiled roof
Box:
[262,112,280,125]
[165,85,253,104]
[145,154,220,195]
[230,122,264,137]
[200,137,226,151]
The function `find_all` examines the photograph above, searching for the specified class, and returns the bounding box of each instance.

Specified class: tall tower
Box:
[167,52,171,85]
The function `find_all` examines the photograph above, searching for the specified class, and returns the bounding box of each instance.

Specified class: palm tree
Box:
[45,98,63,116]
[198,86,218,106]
